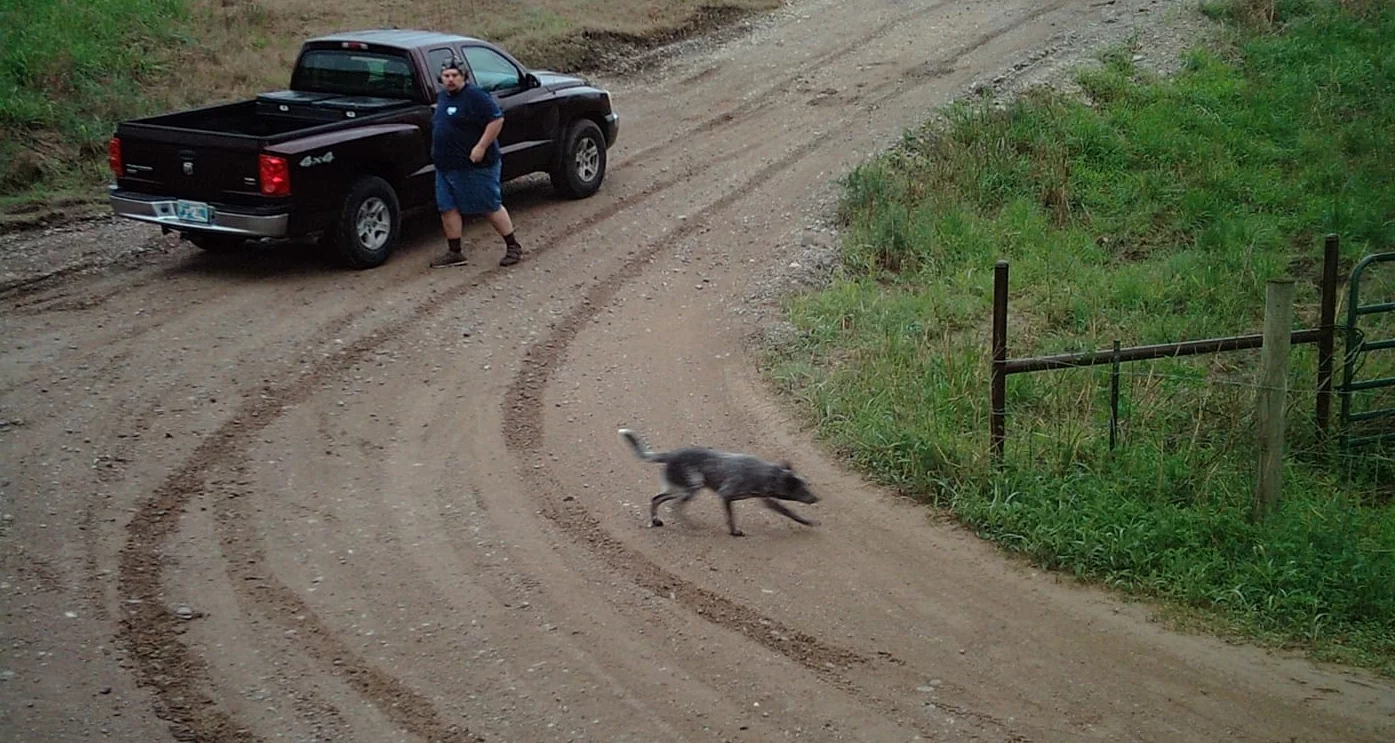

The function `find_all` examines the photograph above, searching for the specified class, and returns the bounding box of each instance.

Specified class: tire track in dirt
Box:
[111,122,773,742]
[0,231,190,304]
[209,469,485,743]
[610,0,954,168]
[2,129,761,381]
[494,5,1098,737]
[0,0,1014,325]
[117,342,491,741]
[82,398,168,625]
[504,0,1078,661]
[6,280,155,315]
[608,0,1068,194]
[119,428,265,742]
[500,135,1029,741]
[952,0,1072,64]
[0,261,106,299]
[0,122,760,405]
[503,134,869,669]
[111,2,1081,734]
[110,263,541,742]
[531,134,768,242]
[0,337,138,399]
[825,0,1074,112]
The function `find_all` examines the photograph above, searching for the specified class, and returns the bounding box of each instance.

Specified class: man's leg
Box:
[441,209,464,241]
[484,206,512,236]
[487,206,522,266]
[430,172,469,268]
[482,162,521,266]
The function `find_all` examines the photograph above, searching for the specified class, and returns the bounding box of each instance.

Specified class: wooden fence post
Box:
[1254,278,1296,522]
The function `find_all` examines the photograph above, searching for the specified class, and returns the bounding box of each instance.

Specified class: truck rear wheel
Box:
[550,119,607,199]
[331,176,400,269]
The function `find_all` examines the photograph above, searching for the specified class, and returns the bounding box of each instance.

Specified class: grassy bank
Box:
[1,0,778,204]
[0,0,191,198]
[765,0,1395,674]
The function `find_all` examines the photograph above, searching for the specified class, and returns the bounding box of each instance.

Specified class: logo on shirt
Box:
[446,106,458,115]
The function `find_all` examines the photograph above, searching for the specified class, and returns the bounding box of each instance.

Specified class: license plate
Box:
[176,200,212,224]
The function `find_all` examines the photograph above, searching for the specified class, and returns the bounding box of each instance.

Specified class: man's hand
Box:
[470,145,486,164]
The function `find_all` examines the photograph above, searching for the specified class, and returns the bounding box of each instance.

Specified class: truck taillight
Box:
[259,154,290,196]
[108,137,123,177]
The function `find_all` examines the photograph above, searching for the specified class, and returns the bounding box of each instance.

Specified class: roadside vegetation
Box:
[764,0,1395,675]
[1,0,776,206]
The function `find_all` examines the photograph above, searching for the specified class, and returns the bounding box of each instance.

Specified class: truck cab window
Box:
[461,46,521,93]
[296,50,416,98]
[427,48,456,89]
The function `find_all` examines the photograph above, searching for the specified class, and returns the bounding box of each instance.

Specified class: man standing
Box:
[430,62,523,268]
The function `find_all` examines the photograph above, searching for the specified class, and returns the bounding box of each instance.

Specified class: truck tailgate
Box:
[115,124,265,205]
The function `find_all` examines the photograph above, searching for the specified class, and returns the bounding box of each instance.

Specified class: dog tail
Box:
[618,428,665,462]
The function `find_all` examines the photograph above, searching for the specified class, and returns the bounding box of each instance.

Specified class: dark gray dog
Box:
[618,428,819,537]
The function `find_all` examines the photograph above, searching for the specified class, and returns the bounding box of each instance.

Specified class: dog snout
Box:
[800,489,819,504]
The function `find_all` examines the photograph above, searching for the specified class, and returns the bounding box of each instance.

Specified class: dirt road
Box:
[3,0,1393,740]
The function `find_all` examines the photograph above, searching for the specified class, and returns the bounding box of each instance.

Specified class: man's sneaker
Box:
[430,249,468,268]
[499,243,521,266]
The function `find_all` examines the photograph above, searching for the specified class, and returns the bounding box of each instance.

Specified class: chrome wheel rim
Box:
[574,137,600,182]
[356,197,391,250]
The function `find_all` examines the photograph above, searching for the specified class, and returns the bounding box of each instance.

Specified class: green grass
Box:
[1,0,193,196]
[765,0,1395,674]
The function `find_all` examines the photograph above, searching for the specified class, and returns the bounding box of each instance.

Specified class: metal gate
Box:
[1339,252,1395,446]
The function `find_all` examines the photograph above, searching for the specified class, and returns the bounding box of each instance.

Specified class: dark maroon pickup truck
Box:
[106,29,619,268]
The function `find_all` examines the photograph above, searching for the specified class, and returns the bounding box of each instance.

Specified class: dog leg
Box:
[650,491,680,527]
[761,498,818,527]
[670,487,699,521]
[721,496,744,537]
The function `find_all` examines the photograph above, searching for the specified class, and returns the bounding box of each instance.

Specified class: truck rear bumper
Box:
[108,188,290,238]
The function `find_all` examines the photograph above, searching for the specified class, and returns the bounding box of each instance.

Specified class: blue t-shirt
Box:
[431,85,503,170]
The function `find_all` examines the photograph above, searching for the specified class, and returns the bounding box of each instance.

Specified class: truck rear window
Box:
[293,50,417,98]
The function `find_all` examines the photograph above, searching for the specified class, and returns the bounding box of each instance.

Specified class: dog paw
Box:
[650,519,665,528]
[805,519,821,528]
[729,530,745,537]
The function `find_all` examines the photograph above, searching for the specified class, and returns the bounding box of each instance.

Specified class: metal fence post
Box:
[991,260,1009,462]
[1110,339,1121,451]
[1316,234,1339,433]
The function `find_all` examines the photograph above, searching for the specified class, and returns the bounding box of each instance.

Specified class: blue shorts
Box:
[435,162,502,215]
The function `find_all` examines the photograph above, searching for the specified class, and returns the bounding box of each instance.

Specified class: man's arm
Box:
[471,116,504,162]
[468,87,505,163]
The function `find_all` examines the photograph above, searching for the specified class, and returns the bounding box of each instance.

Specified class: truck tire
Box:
[188,234,246,253]
[550,118,607,199]
[331,176,400,269]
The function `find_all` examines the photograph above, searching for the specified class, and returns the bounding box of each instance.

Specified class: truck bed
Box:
[134,91,417,140]
[114,91,422,205]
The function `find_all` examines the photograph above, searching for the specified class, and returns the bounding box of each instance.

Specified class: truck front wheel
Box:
[550,119,607,199]
[332,176,400,269]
